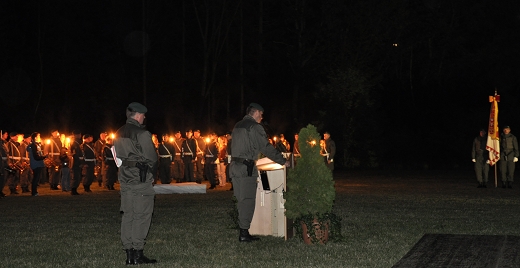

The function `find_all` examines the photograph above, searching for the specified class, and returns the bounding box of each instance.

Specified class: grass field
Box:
[1,168,519,267]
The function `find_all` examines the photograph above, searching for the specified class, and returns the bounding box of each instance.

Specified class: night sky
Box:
[2,0,520,169]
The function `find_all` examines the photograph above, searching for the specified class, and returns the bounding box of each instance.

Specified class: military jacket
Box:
[114,118,157,184]
[181,138,197,159]
[230,115,286,178]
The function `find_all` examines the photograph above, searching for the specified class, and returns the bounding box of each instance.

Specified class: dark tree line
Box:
[1,0,519,169]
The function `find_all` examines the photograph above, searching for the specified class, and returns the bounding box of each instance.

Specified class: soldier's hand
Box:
[514,157,519,163]
[472,159,476,162]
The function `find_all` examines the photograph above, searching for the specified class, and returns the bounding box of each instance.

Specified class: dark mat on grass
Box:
[392,234,520,268]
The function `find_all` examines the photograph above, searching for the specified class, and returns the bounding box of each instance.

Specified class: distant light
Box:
[392,43,399,47]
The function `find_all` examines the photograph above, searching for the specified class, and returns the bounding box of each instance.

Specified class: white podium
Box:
[249,156,288,239]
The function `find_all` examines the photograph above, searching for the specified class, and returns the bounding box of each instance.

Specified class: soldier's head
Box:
[126,102,147,124]
[72,130,82,139]
[31,132,41,143]
[186,130,193,139]
[2,131,8,140]
[106,136,113,145]
[83,134,93,143]
[247,103,264,123]
[324,131,331,140]
[503,126,511,135]
[294,133,299,140]
[174,131,181,139]
[100,132,107,140]
[51,130,59,138]
[194,130,201,138]
[9,132,18,141]
[479,129,486,137]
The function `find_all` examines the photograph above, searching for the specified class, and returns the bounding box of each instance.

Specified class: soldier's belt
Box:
[183,153,193,155]
[175,153,181,155]
[231,157,252,163]
[79,157,84,160]
[206,155,214,158]
[50,153,60,156]
[2,157,7,160]
[106,157,114,160]
[197,152,204,155]
[159,155,172,158]
[9,156,21,160]
[84,159,96,162]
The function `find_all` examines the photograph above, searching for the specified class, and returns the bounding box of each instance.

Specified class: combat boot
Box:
[84,185,92,192]
[71,188,80,195]
[239,228,260,242]
[125,249,135,265]
[134,249,157,264]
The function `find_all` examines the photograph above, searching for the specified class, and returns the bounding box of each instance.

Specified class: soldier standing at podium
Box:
[230,103,287,242]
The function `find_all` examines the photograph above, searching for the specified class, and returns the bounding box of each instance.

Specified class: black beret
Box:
[249,102,264,112]
[127,102,147,113]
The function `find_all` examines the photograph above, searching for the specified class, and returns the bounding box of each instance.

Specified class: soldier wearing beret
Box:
[171,131,184,183]
[181,130,196,182]
[499,126,519,188]
[81,134,96,193]
[70,130,84,195]
[230,103,287,242]
[157,134,175,184]
[193,129,206,184]
[114,102,157,264]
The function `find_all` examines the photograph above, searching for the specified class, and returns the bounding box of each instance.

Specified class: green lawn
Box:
[1,169,519,267]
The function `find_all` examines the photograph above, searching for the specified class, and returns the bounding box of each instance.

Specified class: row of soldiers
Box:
[1,127,335,197]
[0,130,119,196]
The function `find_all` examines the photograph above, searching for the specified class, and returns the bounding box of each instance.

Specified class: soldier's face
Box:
[324,133,330,140]
[253,110,263,123]
[504,128,511,135]
[194,132,200,138]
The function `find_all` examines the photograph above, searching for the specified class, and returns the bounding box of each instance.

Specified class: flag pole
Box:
[486,90,500,188]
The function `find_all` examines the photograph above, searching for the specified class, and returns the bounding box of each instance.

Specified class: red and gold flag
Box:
[486,94,500,166]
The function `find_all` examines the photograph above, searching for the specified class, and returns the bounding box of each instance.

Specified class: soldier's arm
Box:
[253,124,286,165]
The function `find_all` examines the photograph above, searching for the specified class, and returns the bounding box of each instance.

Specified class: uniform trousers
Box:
[49,165,61,187]
[158,159,172,184]
[194,155,204,182]
[20,167,32,189]
[83,162,95,187]
[61,167,71,191]
[183,157,194,182]
[105,163,118,187]
[71,164,82,189]
[172,158,184,182]
[233,176,258,229]
[120,179,155,250]
[204,160,216,187]
[474,157,489,183]
[499,160,516,182]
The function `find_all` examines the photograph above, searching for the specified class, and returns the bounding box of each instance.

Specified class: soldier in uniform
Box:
[230,103,287,242]
[292,132,301,165]
[45,130,62,190]
[19,134,33,193]
[70,130,84,195]
[157,134,174,184]
[113,102,157,265]
[0,130,7,198]
[499,126,519,188]
[193,130,206,184]
[323,131,336,171]
[82,134,96,192]
[103,136,117,190]
[94,132,108,188]
[204,133,218,189]
[171,131,184,183]
[181,130,196,182]
[6,132,22,194]
[472,129,490,188]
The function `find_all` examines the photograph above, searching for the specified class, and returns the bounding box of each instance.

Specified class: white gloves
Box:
[514,157,519,163]
[472,159,476,163]
[486,160,490,164]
